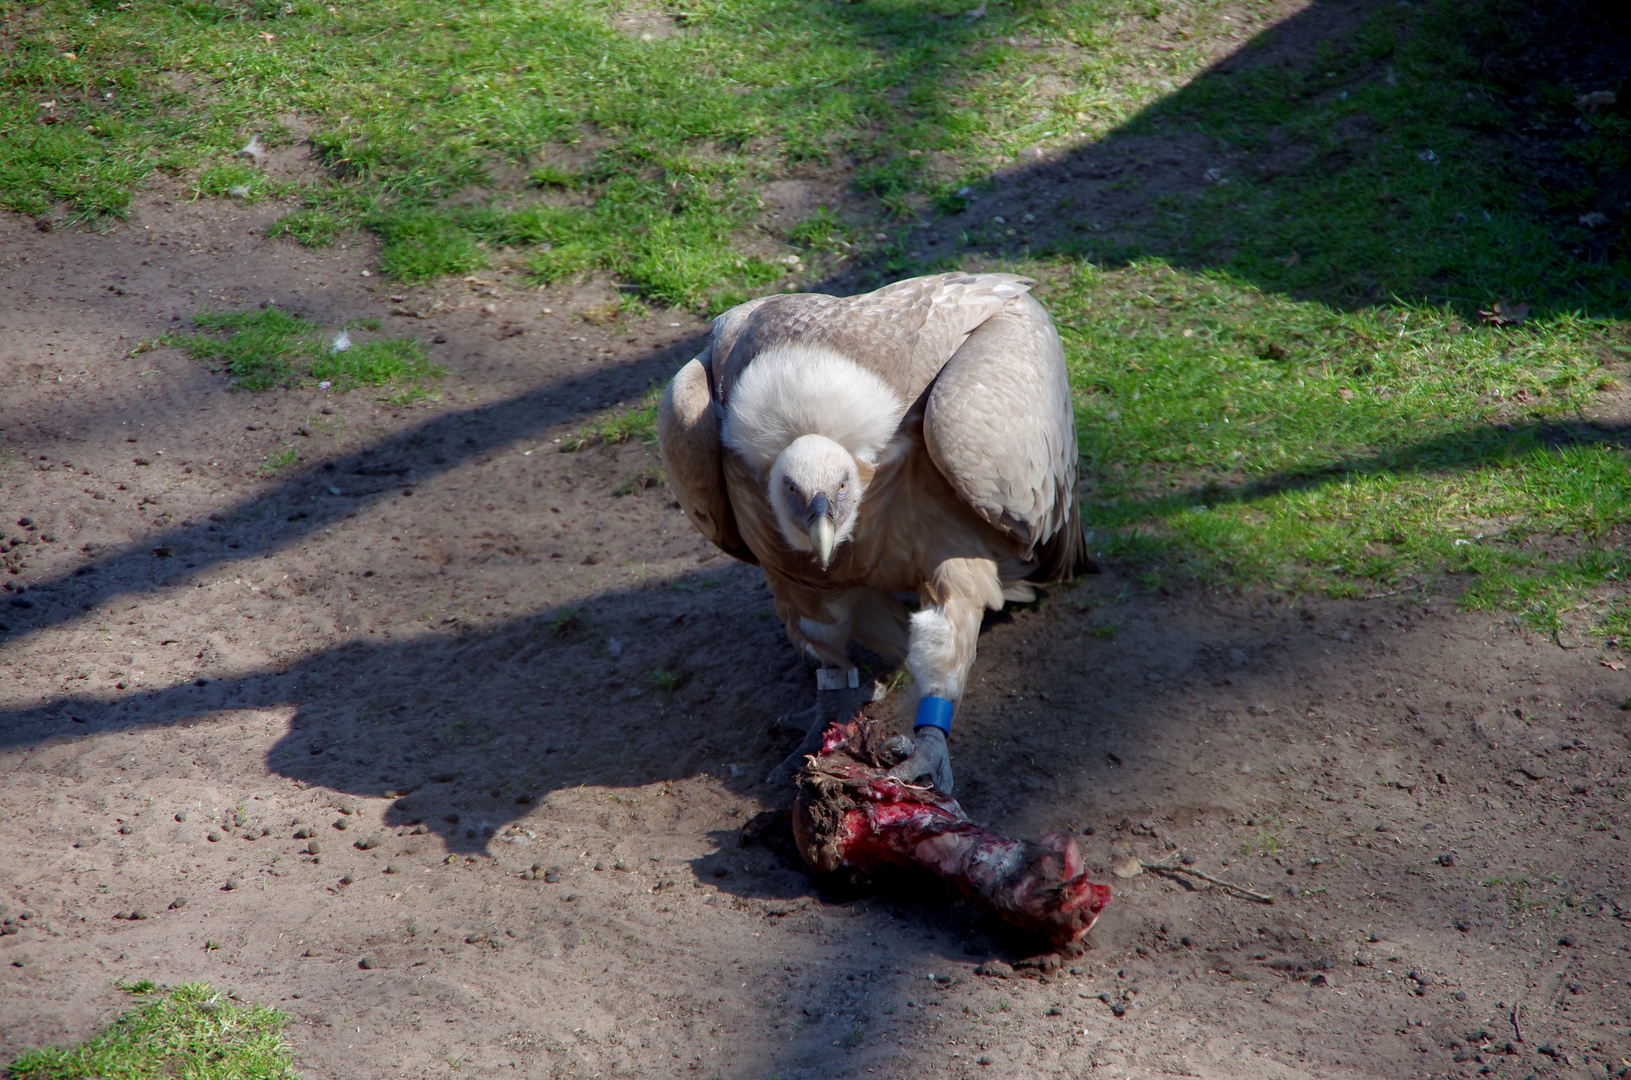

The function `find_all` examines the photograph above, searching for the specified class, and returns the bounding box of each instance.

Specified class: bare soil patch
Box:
[2,189,1630,1080]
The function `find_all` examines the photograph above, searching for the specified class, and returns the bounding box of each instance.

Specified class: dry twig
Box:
[1140,861,1275,904]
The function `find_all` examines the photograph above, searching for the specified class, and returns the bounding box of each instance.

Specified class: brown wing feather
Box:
[657,352,756,564]
[921,293,1089,579]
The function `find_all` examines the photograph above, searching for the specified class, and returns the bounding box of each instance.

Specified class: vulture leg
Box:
[765,590,902,788]
[885,558,1005,797]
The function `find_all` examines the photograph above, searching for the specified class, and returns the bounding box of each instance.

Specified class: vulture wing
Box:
[710,272,1036,407]
[922,292,1085,577]
[657,346,756,564]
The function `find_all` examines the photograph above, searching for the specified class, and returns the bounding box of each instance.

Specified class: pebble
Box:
[1559,933,1577,947]
[129,909,148,920]
[355,835,380,850]
[543,868,561,883]
[1046,1006,1063,1016]
[169,897,188,910]
[975,960,1013,978]
[306,841,322,855]
[293,827,313,840]
[594,860,607,871]
[332,818,348,831]
[223,878,239,890]
[207,832,222,843]
[384,864,399,874]
[358,957,375,969]
[175,811,189,823]
[339,874,354,886]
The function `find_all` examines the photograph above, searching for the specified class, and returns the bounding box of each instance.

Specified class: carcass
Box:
[792,716,1110,948]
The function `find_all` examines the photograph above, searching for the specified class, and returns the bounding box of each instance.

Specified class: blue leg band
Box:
[914,695,954,734]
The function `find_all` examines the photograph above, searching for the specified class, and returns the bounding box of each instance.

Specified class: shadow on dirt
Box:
[0,330,704,643]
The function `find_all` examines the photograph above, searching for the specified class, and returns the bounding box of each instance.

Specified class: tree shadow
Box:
[0,331,703,643]
[827,0,1628,320]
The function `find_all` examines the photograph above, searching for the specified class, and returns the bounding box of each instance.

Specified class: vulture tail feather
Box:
[1028,501,1097,582]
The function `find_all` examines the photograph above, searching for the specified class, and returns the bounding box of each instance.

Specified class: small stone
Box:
[1437,853,1455,866]
[358,957,375,969]
[205,939,220,951]
[175,811,189,823]
[293,827,313,839]
[1180,935,1194,947]
[332,818,348,831]
[1559,933,1577,947]
[1180,855,1196,865]
[306,841,322,855]
[339,874,354,886]
[1310,973,1328,987]
[975,960,1013,978]
[543,868,561,883]
[384,864,399,874]
[613,860,630,872]
[1046,1006,1063,1016]
[129,909,148,920]
[594,860,607,871]
[1453,990,1467,1001]
[207,831,222,843]
[354,835,380,851]
[169,897,187,910]
[976,1055,993,1066]
[1110,1002,1127,1016]
[1454,918,1470,932]
[119,824,133,834]
[223,877,240,891]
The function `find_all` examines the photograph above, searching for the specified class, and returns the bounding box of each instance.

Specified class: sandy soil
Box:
[3,180,1631,1080]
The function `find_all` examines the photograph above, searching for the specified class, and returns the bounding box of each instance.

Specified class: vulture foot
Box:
[764,678,888,788]
[885,725,954,797]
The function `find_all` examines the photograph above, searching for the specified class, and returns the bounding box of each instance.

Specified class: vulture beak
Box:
[809,514,836,570]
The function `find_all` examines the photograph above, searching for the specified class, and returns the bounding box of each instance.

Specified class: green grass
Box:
[5,980,300,1080]
[3,0,1627,638]
[173,308,440,391]
[0,0,1199,302]
[558,386,661,453]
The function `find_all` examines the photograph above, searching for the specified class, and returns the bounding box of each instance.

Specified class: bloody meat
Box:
[793,716,1111,948]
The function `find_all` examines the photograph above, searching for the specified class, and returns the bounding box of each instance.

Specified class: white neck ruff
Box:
[720,344,906,471]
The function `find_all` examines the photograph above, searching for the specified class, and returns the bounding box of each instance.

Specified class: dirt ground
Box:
[3,170,1631,1080]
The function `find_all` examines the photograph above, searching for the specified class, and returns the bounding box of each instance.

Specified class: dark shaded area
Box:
[0,332,702,644]
[834,0,1631,320]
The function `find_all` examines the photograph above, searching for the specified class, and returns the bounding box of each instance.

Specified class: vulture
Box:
[658,272,1092,793]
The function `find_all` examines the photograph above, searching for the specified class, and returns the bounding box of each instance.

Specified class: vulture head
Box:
[768,434,863,570]
[721,342,907,573]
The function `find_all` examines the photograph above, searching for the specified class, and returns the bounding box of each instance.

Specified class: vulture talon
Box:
[885,725,954,797]
[764,721,827,788]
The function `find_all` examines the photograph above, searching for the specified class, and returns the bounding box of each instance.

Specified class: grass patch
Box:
[0,0,1216,303]
[5,980,300,1080]
[173,308,439,391]
[558,386,662,453]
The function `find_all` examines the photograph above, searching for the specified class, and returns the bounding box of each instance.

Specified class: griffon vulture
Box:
[658,272,1092,793]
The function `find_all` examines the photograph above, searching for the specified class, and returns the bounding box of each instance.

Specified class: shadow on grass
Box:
[831,0,1628,321]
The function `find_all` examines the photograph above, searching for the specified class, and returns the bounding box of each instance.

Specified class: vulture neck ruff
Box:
[720,344,906,472]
